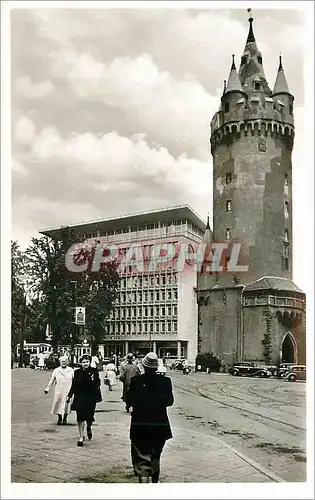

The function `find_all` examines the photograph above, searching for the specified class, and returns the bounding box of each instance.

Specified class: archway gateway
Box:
[281,333,297,364]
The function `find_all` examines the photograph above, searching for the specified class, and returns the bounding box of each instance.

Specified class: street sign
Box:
[75,307,86,325]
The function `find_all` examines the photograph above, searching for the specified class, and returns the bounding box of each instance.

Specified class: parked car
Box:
[276,363,296,378]
[157,359,166,376]
[284,365,306,382]
[229,361,272,378]
[170,360,184,371]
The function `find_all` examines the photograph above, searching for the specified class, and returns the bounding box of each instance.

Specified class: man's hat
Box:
[142,352,159,369]
[127,353,134,360]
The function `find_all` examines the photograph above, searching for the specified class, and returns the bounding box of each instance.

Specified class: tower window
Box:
[284,229,289,242]
[283,243,290,258]
[284,258,289,271]
[241,54,248,65]
[226,200,232,212]
[254,82,261,91]
[225,228,231,240]
[284,173,289,186]
[257,55,262,64]
[284,201,289,218]
[224,102,230,113]
[289,104,293,115]
[226,172,232,185]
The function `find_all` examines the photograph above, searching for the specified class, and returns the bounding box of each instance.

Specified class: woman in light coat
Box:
[44,356,74,425]
[103,359,117,391]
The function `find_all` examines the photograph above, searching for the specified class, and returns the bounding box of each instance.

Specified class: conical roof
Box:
[272,56,291,96]
[203,215,212,246]
[225,55,244,95]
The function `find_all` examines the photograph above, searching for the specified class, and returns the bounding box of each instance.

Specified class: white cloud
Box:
[14,116,35,145]
[16,76,54,99]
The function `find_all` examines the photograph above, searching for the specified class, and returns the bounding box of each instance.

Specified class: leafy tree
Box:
[25,229,120,352]
[11,241,26,350]
[195,352,222,372]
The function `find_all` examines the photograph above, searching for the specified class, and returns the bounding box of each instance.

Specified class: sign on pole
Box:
[75,307,86,325]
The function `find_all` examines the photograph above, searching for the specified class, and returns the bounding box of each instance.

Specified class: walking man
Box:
[126,352,174,483]
[119,353,141,412]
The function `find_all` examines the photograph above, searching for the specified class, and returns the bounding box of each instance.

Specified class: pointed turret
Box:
[272,56,291,97]
[225,55,244,95]
[203,215,212,246]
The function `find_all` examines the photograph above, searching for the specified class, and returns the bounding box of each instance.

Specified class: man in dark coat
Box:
[119,353,141,412]
[67,354,101,446]
[126,351,174,483]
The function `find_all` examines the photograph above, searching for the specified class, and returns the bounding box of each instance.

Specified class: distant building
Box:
[41,205,205,363]
[197,14,306,366]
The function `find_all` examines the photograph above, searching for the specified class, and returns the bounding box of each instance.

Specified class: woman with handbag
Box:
[67,354,102,446]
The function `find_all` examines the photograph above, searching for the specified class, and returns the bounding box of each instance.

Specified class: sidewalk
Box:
[11,369,284,483]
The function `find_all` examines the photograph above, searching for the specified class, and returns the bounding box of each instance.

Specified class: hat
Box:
[142,352,159,369]
[127,353,134,360]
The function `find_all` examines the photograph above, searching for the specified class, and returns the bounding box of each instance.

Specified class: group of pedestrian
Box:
[43,351,174,483]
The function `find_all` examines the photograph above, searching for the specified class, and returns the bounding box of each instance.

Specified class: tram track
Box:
[172,379,306,439]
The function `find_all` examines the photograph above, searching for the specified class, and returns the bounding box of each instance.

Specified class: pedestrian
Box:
[119,353,141,412]
[37,351,45,371]
[126,352,174,483]
[91,353,99,369]
[103,359,117,391]
[44,355,74,425]
[67,354,101,446]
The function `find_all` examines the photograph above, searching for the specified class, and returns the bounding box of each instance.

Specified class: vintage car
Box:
[275,362,296,378]
[157,359,167,376]
[284,365,306,382]
[229,361,272,378]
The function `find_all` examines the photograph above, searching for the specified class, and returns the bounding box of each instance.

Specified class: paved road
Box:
[170,371,306,482]
[10,368,306,483]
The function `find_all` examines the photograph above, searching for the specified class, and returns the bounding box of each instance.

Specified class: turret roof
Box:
[225,55,244,95]
[272,56,291,96]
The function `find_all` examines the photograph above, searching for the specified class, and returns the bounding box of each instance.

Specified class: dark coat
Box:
[126,373,174,442]
[68,367,102,412]
[119,362,141,402]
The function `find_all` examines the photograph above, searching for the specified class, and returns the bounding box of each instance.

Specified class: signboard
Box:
[75,307,86,325]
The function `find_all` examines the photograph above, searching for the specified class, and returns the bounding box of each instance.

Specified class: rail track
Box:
[172,378,306,439]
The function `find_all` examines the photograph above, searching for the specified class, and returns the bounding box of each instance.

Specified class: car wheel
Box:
[288,374,296,382]
[231,369,238,376]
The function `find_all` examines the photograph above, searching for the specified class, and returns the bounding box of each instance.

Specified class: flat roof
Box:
[39,204,207,239]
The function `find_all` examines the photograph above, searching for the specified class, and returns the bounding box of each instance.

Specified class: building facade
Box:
[42,205,205,363]
[197,14,306,366]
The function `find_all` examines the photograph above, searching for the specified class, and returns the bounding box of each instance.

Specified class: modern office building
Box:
[41,205,205,363]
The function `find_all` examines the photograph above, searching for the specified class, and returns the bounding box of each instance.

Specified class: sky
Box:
[9,3,313,293]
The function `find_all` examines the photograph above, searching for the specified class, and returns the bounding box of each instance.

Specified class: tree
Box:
[11,241,26,350]
[25,229,120,351]
[195,352,222,372]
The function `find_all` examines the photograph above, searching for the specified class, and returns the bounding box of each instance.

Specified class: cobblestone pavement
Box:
[11,368,288,483]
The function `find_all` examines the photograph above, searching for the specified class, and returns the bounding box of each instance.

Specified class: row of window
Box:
[116,289,178,304]
[105,322,178,335]
[120,274,177,289]
[224,199,290,217]
[82,220,204,240]
[224,97,293,114]
[244,296,303,308]
[225,172,290,187]
[110,306,177,319]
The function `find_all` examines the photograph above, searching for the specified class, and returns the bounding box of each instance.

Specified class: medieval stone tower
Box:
[197,14,306,366]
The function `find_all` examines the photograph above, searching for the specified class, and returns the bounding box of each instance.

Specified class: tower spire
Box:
[246,8,255,43]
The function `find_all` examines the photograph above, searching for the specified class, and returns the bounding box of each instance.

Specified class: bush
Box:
[195,352,222,372]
